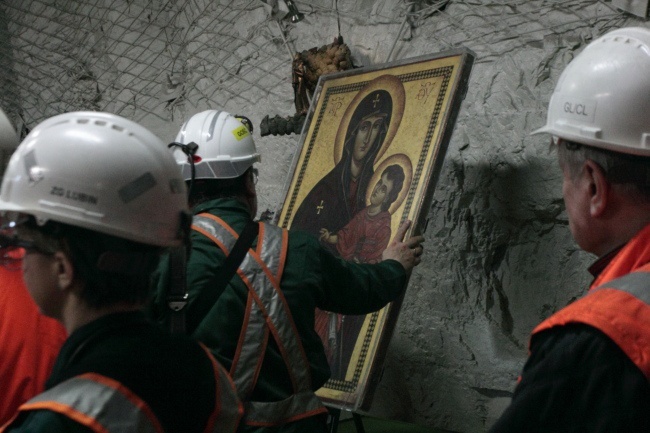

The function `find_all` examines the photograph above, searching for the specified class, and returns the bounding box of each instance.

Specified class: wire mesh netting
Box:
[1,0,292,131]
[0,0,629,136]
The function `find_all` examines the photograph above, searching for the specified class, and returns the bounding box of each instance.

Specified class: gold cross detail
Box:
[372,93,380,108]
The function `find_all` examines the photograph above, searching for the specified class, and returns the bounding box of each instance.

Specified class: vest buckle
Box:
[167,293,189,311]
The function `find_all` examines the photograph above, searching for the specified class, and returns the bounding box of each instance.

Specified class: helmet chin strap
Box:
[168,141,199,197]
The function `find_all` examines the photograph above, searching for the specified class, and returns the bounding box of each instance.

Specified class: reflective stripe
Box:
[234,300,267,399]
[245,391,327,426]
[204,345,243,433]
[193,214,326,425]
[18,373,162,433]
[259,224,281,277]
[240,224,311,387]
[118,172,157,204]
[207,110,223,141]
[593,271,650,305]
[192,214,237,252]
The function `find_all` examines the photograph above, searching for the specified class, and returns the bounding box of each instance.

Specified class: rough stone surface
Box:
[0,1,645,431]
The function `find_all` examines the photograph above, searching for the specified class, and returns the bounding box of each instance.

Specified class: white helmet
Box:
[173,110,260,180]
[0,112,188,247]
[0,108,18,150]
[533,27,650,156]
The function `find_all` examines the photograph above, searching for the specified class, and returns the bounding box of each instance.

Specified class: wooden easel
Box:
[328,407,366,433]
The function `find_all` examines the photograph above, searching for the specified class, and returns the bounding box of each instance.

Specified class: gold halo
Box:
[365,154,412,215]
[333,74,406,165]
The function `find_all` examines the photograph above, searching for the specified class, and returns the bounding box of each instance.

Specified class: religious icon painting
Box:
[275,48,475,411]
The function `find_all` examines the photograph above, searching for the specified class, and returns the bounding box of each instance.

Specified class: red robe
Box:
[336,208,392,264]
[315,208,393,377]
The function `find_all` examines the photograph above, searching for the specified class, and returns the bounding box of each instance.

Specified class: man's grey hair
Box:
[554,138,650,201]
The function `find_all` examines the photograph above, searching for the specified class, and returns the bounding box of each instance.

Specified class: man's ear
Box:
[52,251,75,291]
[244,170,257,199]
[584,159,610,218]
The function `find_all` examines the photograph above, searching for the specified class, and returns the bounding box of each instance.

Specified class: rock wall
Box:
[1,1,646,431]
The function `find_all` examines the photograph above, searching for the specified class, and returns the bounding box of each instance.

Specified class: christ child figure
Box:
[319,164,405,264]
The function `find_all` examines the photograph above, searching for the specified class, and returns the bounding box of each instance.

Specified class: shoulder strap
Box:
[209,219,259,296]
[168,219,258,335]
[168,246,188,334]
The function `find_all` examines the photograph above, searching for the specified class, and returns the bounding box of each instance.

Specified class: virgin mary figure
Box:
[291,88,395,242]
[289,75,406,380]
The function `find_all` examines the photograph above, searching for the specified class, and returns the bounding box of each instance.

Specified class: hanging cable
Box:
[334,0,341,40]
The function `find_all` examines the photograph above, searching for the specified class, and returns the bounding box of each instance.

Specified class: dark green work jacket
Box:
[149,198,407,432]
[2,311,228,433]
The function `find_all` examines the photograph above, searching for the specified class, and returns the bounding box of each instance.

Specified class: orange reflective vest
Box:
[191,213,327,427]
[533,224,650,380]
[0,250,67,425]
[1,349,242,433]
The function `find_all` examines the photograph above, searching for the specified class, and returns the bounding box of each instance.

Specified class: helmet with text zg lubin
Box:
[172,110,260,181]
[0,112,189,247]
[533,27,650,156]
